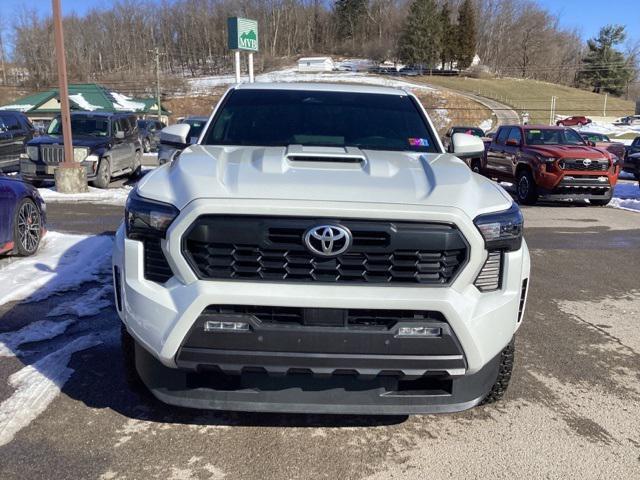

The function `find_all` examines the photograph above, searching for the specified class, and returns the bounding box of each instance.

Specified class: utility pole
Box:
[153,47,163,122]
[603,93,608,117]
[52,0,87,193]
[0,28,7,85]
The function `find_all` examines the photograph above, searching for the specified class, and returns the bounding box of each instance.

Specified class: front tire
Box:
[13,198,42,256]
[120,323,147,393]
[516,170,538,205]
[143,138,151,153]
[590,198,612,206]
[480,339,515,405]
[129,150,142,179]
[471,159,482,173]
[91,158,111,189]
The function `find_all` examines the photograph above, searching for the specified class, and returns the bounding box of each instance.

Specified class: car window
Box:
[495,128,509,145]
[525,128,586,146]
[632,137,640,147]
[507,128,522,145]
[203,90,439,153]
[1,114,21,131]
[451,127,484,137]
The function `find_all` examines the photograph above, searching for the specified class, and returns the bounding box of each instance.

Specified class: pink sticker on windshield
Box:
[408,138,430,147]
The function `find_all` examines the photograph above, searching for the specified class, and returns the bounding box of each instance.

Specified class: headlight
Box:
[26,146,39,161]
[536,155,557,163]
[73,147,90,162]
[610,155,619,165]
[474,203,524,252]
[125,190,179,240]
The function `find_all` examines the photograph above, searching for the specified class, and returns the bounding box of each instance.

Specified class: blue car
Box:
[0,174,46,256]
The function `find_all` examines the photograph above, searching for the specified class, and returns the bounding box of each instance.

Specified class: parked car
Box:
[624,152,640,180]
[484,125,619,205]
[114,82,530,415]
[137,119,165,153]
[0,173,46,256]
[579,131,626,160]
[614,115,640,126]
[0,111,37,173]
[556,115,592,127]
[442,126,489,172]
[21,112,142,188]
[157,116,208,165]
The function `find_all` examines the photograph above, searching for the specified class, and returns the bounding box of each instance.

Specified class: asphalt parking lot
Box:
[0,195,639,480]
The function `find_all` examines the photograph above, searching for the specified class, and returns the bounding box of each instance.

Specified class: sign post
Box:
[227,17,259,83]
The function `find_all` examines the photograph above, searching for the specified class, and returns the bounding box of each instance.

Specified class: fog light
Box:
[398,326,441,337]
[204,321,250,332]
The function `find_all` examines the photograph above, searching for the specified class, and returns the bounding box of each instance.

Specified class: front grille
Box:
[40,145,65,164]
[202,305,446,330]
[183,216,469,285]
[558,159,609,171]
[143,237,173,283]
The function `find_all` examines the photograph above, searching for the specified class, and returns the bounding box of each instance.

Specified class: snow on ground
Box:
[189,67,434,93]
[0,232,113,306]
[609,181,640,212]
[38,185,132,205]
[47,284,113,318]
[0,320,73,357]
[0,334,102,447]
[575,121,640,140]
[478,119,493,132]
[0,104,33,112]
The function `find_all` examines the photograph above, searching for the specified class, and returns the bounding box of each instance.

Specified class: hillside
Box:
[413,76,635,126]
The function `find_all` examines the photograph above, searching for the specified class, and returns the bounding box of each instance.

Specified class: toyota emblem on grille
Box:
[582,159,592,166]
[304,225,352,257]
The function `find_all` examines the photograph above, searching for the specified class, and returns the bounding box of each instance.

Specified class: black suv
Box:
[137,119,165,153]
[21,112,142,188]
[0,111,36,172]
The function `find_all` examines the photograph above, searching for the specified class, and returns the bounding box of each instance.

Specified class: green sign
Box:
[228,17,259,52]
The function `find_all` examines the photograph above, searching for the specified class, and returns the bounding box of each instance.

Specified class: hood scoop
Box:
[285,144,366,166]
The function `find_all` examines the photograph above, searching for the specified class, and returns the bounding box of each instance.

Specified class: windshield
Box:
[203,89,438,152]
[48,116,110,137]
[525,128,586,146]
[452,127,484,137]
[582,133,609,142]
[181,119,207,138]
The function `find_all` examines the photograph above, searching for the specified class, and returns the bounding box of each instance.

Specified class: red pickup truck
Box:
[483,125,620,205]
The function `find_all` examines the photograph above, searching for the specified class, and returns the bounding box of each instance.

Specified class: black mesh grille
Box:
[183,216,468,285]
[143,238,173,283]
[558,159,609,171]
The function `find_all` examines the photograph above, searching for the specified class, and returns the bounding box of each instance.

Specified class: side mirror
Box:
[451,133,485,158]
[115,131,125,140]
[160,124,191,149]
[505,139,520,147]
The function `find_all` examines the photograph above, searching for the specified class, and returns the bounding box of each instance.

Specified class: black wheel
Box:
[13,198,42,256]
[91,158,111,189]
[516,170,538,205]
[471,159,482,173]
[480,339,515,405]
[129,150,142,179]
[143,138,151,153]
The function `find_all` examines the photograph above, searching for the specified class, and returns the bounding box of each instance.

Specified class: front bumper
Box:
[20,159,98,181]
[113,199,530,413]
[535,168,616,200]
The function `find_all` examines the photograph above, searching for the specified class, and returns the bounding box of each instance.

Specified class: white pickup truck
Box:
[113,83,530,414]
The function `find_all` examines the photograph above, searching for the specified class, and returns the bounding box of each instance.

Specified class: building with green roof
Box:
[0,83,170,123]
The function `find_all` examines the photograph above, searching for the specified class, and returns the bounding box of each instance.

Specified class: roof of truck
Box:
[233,82,407,96]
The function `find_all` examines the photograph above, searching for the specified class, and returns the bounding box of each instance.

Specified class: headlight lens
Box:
[474,203,524,252]
[125,190,179,240]
[73,147,90,162]
[26,146,39,160]
[536,155,557,163]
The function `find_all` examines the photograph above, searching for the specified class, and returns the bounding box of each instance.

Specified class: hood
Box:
[525,144,609,159]
[137,145,512,218]
[27,135,110,148]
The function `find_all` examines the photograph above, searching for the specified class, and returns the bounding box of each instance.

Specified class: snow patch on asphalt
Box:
[0,320,73,357]
[0,232,113,306]
[608,182,640,212]
[47,284,113,318]
[38,185,132,205]
[0,334,102,447]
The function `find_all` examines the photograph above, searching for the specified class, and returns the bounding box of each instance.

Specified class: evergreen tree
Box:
[398,0,441,67]
[456,0,477,70]
[334,0,367,45]
[439,2,455,70]
[577,25,633,96]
